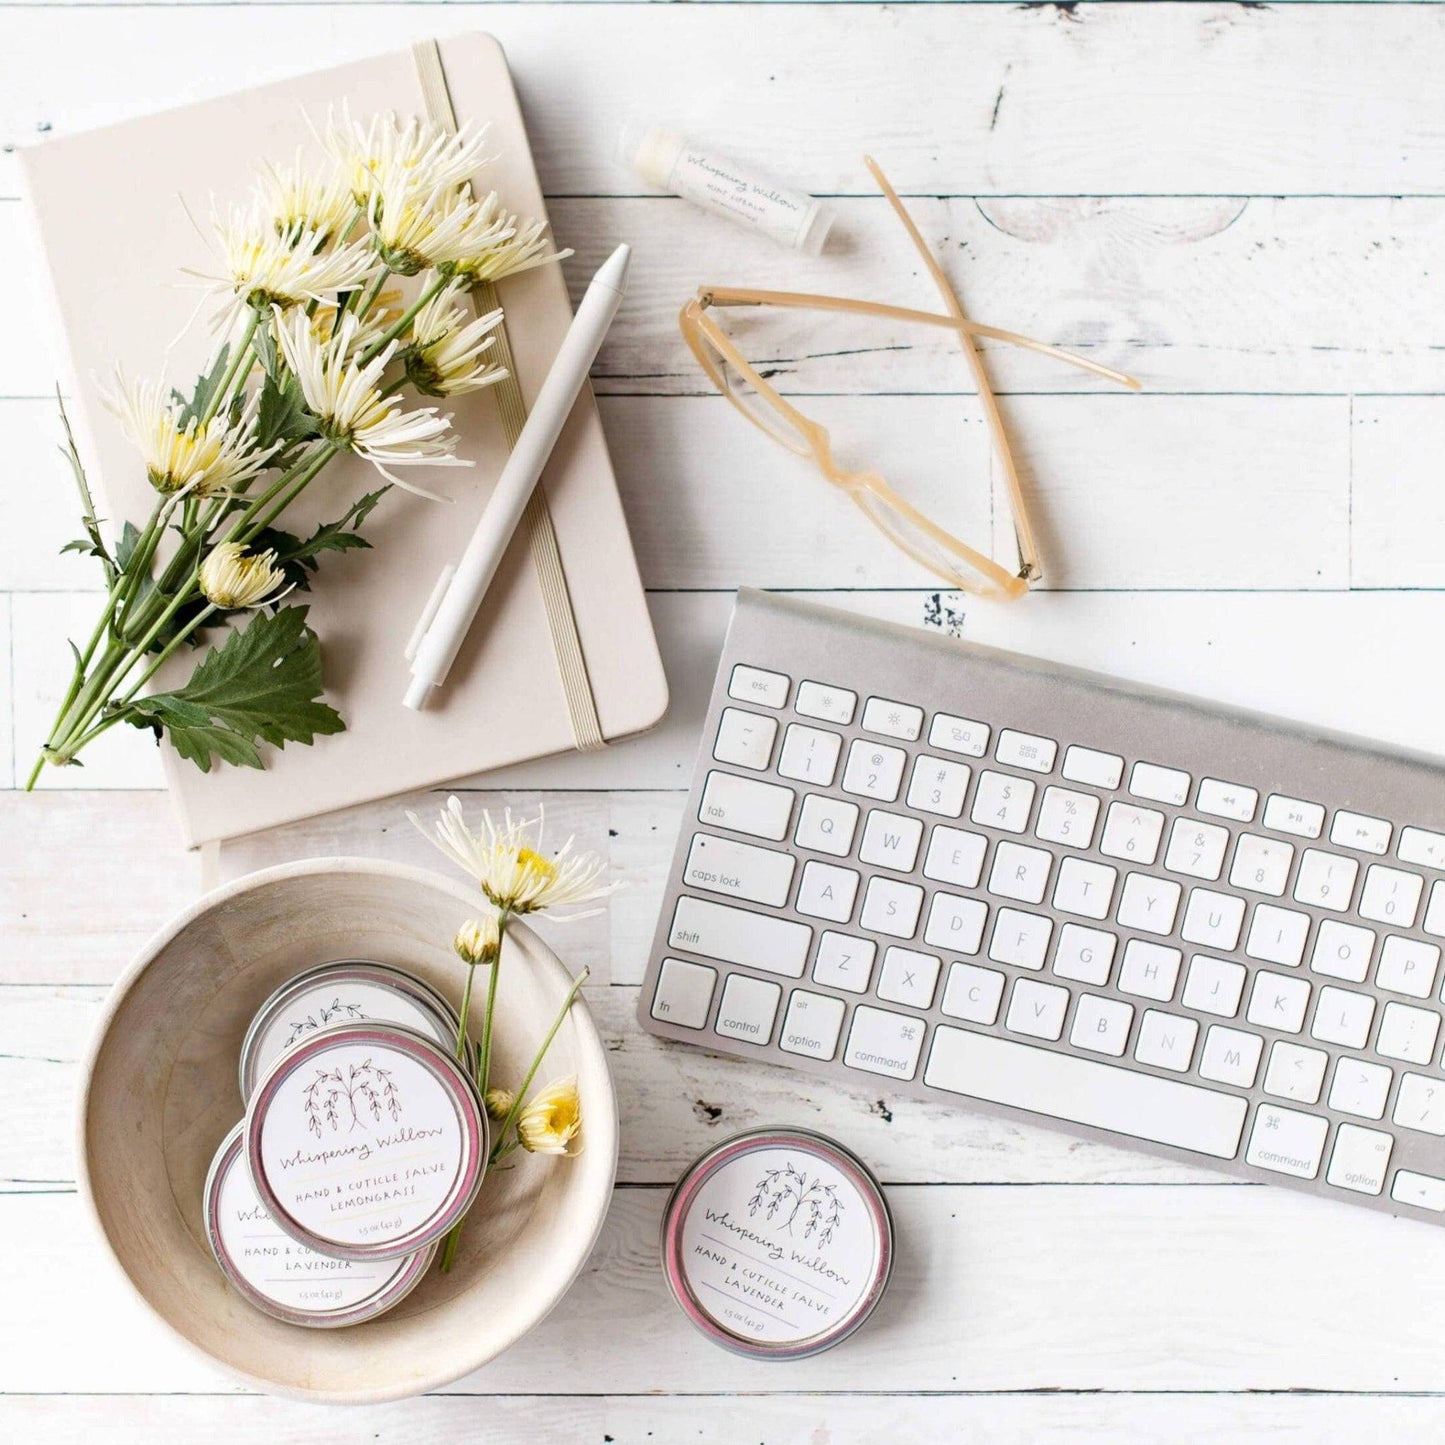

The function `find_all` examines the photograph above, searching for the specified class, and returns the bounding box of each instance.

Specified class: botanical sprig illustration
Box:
[302,1057,402,1137]
[747,1162,844,1245]
[283,996,365,1049]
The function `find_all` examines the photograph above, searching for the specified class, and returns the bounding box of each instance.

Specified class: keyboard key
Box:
[1326,1124,1392,1195]
[1199,1026,1263,1087]
[713,707,778,770]
[795,860,860,923]
[1426,882,1445,938]
[1246,971,1311,1034]
[1179,888,1245,950]
[1327,1058,1392,1121]
[811,931,877,994]
[1115,873,1182,936]
[650,958,717,1030]
[988,840,1053,905]
[794,680,856,725]
[1052,924,1118,985]
[1398,826,1445,871]
[1070,994,1134,1057]
[862,695,924,741]
[1035,787,1101,849]
[1164,819,1230,882]
[1310,985,1376,1049]
[1374,936,1440,998]
[1392,1170,1445,1210]
[1310,919,1375,983]
[1294,848,1359,911]
[1246,1104,1327,1179]
[940,962,1005,1024]
[929,713,990,758]
[1375,1000,1440,1064]
[1244,904,1311,967]
[1263,794,1326,839]
[1051,857,1118,921]
[1263,1041,1327,1104]
[779,989,846,1060]
[906,756,970,818]
[988,909,1054,970]
[1229,834,1294,897]
[1129,761,1190,806]
[1006,978,1070,1041]
[1118,940,1182,1002]
[1394,1073,1445,1135]
[794,794,860,858]
[776,723,842,786]
[1099,803,1165,866]
[925,1027,1247,1159]
[859,810,925,873]
[1134,1010,1199,1072]
[699,770,795,841]
[728,664,789,708]
[1182,955,1246,1018]
[877,947,942,1009]
[996,729,1058,774]
[923,892,989,956]
[714,973,782,1045]
[859,877,925,938]
[684,833,796,908]
[842,740,907,802]
[922,826,988,888]
[1196,778,1258,823]
[971,771,1036,834]
[670,896,812,978]
[1331,809,1392,856]
[844,1005,926,1079]
[1061,746,1124,790]
[1358,865,1423,927]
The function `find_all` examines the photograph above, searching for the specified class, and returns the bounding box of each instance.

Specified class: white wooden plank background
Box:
[6,3,1445,1439]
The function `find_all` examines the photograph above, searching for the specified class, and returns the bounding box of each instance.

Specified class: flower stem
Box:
[475,912,511,1100]
[199,312,259,427]
[359,274,449,366]
[454,962,478,1066]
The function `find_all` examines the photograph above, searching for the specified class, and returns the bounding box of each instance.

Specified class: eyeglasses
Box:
[679,157,1141,601]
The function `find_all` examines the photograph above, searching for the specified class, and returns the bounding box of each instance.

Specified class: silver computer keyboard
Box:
[639,589,1445,1222]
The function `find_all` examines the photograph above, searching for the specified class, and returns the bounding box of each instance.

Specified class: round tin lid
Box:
[245,1022,487,1262]
[661,1128,893,1360]
[238,961,462,1101]
[204,1122,434,1328]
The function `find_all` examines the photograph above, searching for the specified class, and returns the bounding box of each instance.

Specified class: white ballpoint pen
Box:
[403,243,632,710]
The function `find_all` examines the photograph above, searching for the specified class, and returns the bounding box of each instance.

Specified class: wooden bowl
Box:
[77,858,618,1403]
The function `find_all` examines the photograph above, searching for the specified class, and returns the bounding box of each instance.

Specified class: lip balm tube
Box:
[618,122,835,255]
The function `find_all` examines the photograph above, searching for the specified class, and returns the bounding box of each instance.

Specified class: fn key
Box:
[649,958,717,1029]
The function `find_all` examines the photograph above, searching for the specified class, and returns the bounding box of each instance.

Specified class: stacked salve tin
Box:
[205,961,487,1328]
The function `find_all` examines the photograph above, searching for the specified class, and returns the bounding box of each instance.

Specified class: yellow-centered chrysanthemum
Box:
[198,541,288,609]
[406,284,507,397]
[105,373,271,497]
[322,107,494,209]
[371,178,514,276]
[442,212,572,286]
[274,309,469,498]
[515,1078,583,1156]
[257,152,357,245]
[454,914,502,967]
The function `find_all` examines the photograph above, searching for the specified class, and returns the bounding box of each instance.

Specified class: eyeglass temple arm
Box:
[700,287,1140,393]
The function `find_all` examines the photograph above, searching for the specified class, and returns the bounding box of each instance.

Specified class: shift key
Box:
[699,770,795,841]
[669,896,812,978]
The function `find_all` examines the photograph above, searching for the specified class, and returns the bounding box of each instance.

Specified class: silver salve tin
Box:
[245,1022,487,1262]
[238,960,463,1101]
[661,1128,893,1359]
[204,1123,434,1328]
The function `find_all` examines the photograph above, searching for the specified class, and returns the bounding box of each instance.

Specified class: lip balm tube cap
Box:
[617,120,684,190]
[798,202,836,257]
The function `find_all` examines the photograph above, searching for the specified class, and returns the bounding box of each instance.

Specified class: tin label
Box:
[251,980,450,1075]
[677,1145,882,1346]
[256,1038,470,1248]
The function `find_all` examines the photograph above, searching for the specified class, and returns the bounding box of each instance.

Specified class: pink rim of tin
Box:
[661,1128,893,1359]
[245,1022,487,1262]
[204,1122,435,1328]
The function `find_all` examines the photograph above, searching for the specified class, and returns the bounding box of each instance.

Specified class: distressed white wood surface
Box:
[7,3,1445,1440]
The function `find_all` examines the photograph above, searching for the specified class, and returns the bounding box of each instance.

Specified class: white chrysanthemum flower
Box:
[411,798,619,918]
[483,1087,515,1121]
[371,177,514,276]
[323,106,494,208]
[515,1078,583,1156]
[405,284,507,397]
[444,213,572,285]
[105,372,271,497]
[274,309,469,497]
[256,151,357,244]
[198,541,287,609]
[198,202,376,330]
[454,914,502,967]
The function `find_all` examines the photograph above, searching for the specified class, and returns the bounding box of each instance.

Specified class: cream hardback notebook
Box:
[21,35,667,846]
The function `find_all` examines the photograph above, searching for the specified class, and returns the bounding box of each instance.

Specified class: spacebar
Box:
[923,1027,1247,1161]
